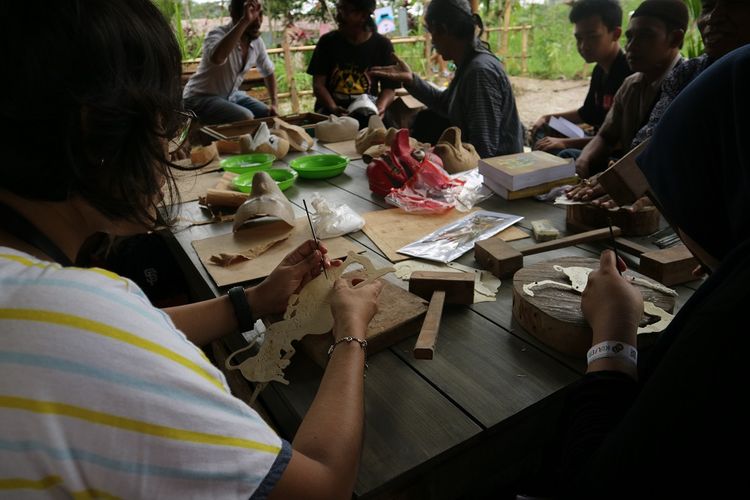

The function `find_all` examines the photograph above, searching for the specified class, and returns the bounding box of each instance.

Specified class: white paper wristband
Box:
[586,341,638,366]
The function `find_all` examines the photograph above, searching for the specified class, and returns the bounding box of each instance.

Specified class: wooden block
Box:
[203,188,248,209]
[214,139,241,155]
[408,271,474,304]
[639,244,698,286]
[597,140,651,206]
[300,279,429,367]
[414,291,446,360]
[474,238,523,278]
[566,204,660,236]
[190,143,219,165]
[531,219,559,242]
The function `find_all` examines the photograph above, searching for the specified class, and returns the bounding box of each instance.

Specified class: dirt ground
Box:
[509,76,589,130]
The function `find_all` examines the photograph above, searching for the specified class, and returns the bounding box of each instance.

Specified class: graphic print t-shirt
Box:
[307,30,398,111]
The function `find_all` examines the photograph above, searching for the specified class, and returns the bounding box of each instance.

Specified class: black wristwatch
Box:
[228,286,254,333]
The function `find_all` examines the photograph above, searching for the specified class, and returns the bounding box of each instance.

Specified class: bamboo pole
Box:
[423,1,432,74]
[502,0,513,56]
[521,26,528,74]
[281,27,300,113]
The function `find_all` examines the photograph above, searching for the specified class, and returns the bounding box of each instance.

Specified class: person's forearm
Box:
[210,19,250,65]
[557,109,583,124]
[405,72,445,112]
[163,295,238,347]
[292,324,366,493]
[313,80,339,113]
[577,135,609,169]
[163,285,275,347]
[561,136,594,149]
[375,88,395,114]
[264,74,278,107]
[586,323,638,379]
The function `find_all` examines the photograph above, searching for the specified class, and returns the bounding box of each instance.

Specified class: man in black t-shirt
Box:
[307,0,397,122]
[532,0,632,155]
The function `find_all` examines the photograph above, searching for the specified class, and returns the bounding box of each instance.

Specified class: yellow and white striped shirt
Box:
[0,248,289,499]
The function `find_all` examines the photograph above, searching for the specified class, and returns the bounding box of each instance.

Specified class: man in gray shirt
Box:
[183,0,277,124]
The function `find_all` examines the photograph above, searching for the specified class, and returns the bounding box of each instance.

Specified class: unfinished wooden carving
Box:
[233,170,296,231]
[225,251,394,400]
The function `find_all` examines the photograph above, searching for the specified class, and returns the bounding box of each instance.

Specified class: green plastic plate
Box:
[232,168,298,193]
[289,154,349,179]
[220,153,275,174]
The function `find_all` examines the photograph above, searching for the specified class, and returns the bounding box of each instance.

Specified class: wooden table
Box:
[165,142,701,498]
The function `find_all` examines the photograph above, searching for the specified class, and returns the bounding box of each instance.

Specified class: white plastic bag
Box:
[452,169,494,211]
[310,193,365,239]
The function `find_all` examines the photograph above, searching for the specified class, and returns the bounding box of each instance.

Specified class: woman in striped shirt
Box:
[0,1,381,498]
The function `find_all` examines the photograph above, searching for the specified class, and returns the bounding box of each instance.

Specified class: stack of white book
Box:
[478,150,577,200]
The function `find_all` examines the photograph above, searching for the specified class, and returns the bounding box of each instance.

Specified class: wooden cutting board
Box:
[300,276,428,368]
[192,218,364,287]
[169,170,224,204]
[362,207,529,262]
[322,139,362,160]
[566,203,661,236]
[512,256,676,357]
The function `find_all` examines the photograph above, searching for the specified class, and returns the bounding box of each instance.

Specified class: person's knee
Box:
[558,148,582,160]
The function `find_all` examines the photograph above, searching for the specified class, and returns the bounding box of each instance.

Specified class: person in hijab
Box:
[553,44,750,499]
[369,0,524,158]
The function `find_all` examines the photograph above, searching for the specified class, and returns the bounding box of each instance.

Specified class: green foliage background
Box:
[156,0,705,87]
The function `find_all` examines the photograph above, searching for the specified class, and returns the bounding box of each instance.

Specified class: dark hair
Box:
[569,0,623,32]
[0,0,183,228]
[425,0,489,50]
[341,0,377,30]
[632,0,689,33]
[230,0,244,20]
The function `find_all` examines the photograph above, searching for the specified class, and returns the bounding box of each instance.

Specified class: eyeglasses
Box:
[168,109,196,154]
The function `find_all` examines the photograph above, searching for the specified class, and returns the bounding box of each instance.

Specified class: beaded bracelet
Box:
[327,336,368,371]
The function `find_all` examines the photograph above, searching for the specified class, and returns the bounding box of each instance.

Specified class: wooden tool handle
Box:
[521,227,622,256]
[614,237,651,256]
[204,188,248,209]
[413,290,446,360]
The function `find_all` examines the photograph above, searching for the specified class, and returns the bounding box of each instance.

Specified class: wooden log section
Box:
[512,256,676,357]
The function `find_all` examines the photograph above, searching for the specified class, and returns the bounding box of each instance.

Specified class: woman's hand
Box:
[369,53,413,85]
[330,278,383,340]
[581,250,643,340]
[250,239,341,318]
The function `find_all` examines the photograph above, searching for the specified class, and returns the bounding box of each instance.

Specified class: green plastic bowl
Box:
[220,153,275,174]
[232,168,298,193]
[289,154,349,179]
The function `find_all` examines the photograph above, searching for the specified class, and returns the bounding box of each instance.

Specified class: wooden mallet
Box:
[474,226,622,279]
[408,271,475,360]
